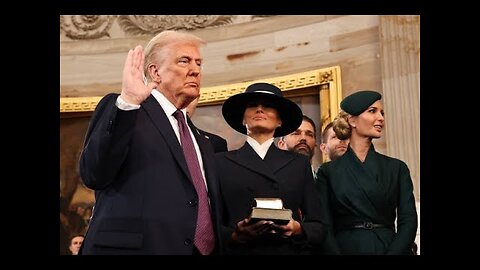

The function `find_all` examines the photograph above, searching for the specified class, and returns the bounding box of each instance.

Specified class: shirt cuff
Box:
[116,95,141,111]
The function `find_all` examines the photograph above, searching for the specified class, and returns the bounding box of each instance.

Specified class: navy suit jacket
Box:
[79,93,222,255]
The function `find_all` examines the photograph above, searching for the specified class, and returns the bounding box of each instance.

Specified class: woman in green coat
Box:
[315,90,417,255]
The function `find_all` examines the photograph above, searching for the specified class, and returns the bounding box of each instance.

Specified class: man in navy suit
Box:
[197,128,228,153]
[79,30,222,255]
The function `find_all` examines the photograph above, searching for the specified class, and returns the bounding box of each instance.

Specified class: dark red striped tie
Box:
[173,110,215,255]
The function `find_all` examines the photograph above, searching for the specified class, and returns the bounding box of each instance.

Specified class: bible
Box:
[249,198,292,225]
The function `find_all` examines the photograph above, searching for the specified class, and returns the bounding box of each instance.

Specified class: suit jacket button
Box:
[184,238,192,245]
[188,199,197,206]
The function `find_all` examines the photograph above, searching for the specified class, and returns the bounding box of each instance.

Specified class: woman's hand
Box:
[271,219,302,237]
[232,217,274,243]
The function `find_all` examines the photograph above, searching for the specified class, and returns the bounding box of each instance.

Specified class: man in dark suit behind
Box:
[187,97,228,153]
[78,30,222,255]
[197,129,228,153]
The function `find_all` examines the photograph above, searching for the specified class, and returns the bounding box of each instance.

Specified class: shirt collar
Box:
[246,137,274,160]
[151,89,187,117]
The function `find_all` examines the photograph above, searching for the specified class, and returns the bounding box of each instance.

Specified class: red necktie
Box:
[173,110,215,255]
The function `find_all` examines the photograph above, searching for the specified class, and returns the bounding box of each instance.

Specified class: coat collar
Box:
[225,143,295,183]
[341,145,386,217]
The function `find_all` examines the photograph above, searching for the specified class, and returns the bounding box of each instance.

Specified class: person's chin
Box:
[183,90,199,100]
[295,149,310,157]
[183,85,199,93]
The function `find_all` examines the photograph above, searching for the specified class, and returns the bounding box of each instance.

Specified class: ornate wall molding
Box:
[60,15,274,40]
[60,96,103,113]
[197,67,341,108]
[60,15,117,40]
[117,15,235,36]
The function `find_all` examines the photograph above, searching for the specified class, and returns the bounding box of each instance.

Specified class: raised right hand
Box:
[120,45,158,105]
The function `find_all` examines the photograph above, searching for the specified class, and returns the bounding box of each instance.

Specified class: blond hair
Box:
[332,110,351,140]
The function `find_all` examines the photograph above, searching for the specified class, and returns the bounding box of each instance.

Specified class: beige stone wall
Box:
[60,15,380,98]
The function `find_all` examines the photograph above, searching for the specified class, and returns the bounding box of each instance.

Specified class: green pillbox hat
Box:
[340,90,382,116]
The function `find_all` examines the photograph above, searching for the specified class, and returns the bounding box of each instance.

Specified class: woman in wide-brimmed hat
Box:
[216,82,326,255]
[315,90,418,255]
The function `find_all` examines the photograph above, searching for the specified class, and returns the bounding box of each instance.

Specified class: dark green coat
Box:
[315,144,417,255]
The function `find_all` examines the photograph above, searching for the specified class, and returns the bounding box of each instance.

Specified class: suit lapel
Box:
[226,143,278,182]
[142,95,190,180]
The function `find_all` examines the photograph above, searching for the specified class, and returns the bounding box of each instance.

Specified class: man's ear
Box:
[277,138,286,149]
[319,143,326,154]
[147,64,161,83]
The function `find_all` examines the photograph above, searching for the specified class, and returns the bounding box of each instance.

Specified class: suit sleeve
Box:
[315,165,341,254]
[386,162,418,255]
[79,93,139,190]
[209,133,228,153]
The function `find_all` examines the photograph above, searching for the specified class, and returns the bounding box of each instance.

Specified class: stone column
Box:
[379,15,420,201]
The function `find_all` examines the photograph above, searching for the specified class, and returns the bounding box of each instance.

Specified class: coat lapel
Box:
[142,95,190,180]
[363,145,393,210]
[343,146,384,218]
[263,145,295,174]
[226,143,279,183]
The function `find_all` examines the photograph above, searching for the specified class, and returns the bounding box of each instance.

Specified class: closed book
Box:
[250,207,292,225]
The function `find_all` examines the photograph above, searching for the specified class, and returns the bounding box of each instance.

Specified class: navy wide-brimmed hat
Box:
[340,90,382,116]
[222,82,303,137]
